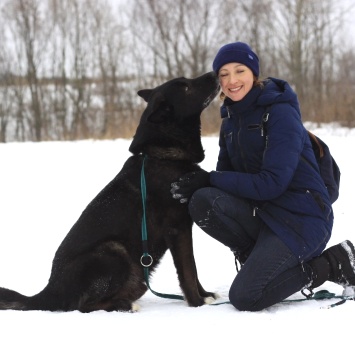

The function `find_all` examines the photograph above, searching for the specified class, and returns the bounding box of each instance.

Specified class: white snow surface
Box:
[0,125,354,355]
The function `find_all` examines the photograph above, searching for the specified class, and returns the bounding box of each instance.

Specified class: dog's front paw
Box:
[203,293,220,305]
[204,296,216,305]
[130,303,140,312]
[212,292,220,299]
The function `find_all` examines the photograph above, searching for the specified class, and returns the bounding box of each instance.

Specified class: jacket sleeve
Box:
[210,104,305,200]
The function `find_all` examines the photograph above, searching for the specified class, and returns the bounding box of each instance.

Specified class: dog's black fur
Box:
[0,72,219,312]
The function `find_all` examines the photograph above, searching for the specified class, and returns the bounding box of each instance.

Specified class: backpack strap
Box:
[307,131,324,159]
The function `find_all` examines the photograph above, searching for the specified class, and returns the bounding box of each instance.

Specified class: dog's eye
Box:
[178,82,189,92]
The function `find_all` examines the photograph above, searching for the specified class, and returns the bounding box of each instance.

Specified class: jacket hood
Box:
[220,77,301,118]
[257,77,301,116]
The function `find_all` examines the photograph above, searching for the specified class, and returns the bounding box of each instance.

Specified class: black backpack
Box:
[262,109,340,204]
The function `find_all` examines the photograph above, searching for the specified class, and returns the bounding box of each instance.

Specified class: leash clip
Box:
[140,254,153,267]
[301,287,314,299]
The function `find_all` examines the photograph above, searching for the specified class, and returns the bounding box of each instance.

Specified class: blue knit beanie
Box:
[212,42,259,76]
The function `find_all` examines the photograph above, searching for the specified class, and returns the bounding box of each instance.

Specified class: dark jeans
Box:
[189,187,313,311]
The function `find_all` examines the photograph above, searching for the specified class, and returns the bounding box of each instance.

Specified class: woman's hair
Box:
[219,76,264,101]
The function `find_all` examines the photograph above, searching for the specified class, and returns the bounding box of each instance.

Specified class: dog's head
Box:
[129,72,219,163]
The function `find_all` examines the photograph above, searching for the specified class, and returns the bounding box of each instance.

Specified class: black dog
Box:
[0,72,219,312]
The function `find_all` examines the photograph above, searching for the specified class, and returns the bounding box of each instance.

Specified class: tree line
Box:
[0,0,354,142]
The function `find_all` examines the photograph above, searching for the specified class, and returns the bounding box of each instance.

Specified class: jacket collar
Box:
[223,85,263,115]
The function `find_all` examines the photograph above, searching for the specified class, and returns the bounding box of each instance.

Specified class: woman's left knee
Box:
[229,286,261,312]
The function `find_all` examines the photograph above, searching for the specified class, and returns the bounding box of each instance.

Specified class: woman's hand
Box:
[170,170,210,203]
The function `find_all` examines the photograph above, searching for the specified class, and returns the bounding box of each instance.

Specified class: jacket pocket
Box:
[247,124,261,131]
[307,190,324,211]
[306,190,333,221]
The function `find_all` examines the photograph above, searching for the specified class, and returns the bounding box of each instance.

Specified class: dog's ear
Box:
[129,91,172,154]
[137,89,153,102]
[143,91,172,124]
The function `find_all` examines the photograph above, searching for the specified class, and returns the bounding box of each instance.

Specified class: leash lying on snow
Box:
[139,156,354,308]
[282,289,354,309]
[204,290,354,309]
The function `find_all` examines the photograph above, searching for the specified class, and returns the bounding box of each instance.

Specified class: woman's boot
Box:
[308,240,355,293]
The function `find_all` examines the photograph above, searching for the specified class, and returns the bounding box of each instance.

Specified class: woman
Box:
[170,41,355,311]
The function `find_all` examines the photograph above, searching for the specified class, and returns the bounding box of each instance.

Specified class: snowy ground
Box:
[0,125,354,355]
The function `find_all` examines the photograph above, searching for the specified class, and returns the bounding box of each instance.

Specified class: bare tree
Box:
[218,0,277,77]
[271,0,351,122]
[0,17,11,142]
[89,0,134,138]
[46,0,71,140]
[333,49,355,127]
[0,0,354,142]
[130,0,224,80]
[3,0,52,141]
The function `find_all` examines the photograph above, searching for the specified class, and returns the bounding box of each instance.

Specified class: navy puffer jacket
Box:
[210,77,333,261]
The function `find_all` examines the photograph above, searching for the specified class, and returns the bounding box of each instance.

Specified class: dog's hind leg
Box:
[76,242,147,312]
[78,267,146,313]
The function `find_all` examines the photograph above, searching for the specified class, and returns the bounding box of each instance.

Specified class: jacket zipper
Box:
[237,113,249,173]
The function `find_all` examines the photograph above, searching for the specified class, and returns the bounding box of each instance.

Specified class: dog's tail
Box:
[0,286,51,311]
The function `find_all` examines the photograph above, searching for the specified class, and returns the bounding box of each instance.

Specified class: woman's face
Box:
[218,63,254,101]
